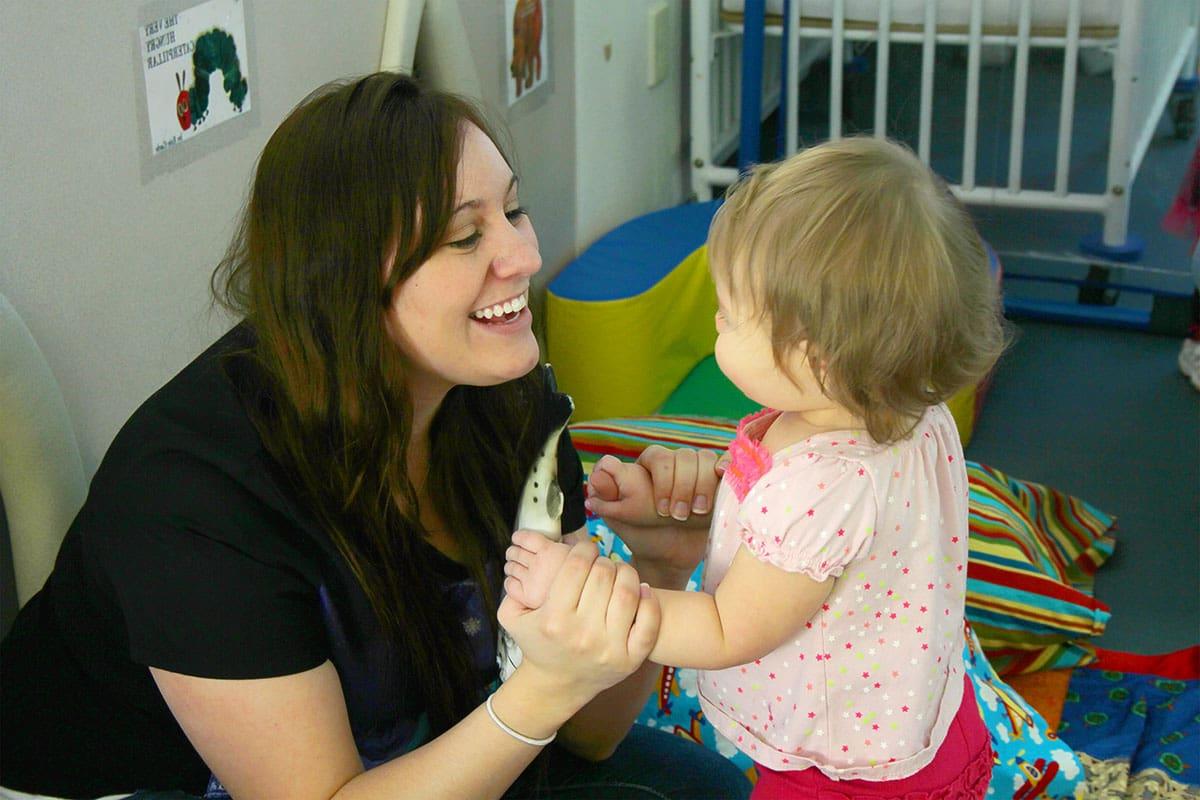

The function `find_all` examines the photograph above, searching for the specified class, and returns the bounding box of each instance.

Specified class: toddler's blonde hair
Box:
[709,137,1006,443]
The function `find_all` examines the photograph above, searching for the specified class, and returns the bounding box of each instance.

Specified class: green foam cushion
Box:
[658,354,759,419]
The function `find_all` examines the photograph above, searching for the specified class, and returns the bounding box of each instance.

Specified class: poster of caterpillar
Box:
[139,0,251,156]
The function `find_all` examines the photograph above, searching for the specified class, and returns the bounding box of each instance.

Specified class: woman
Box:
[0,73,750,800]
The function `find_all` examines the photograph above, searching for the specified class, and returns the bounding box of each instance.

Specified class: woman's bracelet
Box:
[485,693,557,747]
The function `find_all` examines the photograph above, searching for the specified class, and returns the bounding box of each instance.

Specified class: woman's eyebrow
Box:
[451,175,519,216]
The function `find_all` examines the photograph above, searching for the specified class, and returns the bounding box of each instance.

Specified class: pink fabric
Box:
[725,408,777,502]
[1162,141,1200,246]
[750,677,992,799]
[698,405,972,781]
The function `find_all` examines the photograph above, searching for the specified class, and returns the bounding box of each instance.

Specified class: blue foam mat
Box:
[549,200,721,301]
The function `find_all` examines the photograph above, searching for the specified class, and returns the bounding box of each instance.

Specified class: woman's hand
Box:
[586,448,723,526]
[498,540,660,709]
[585,448,726,583]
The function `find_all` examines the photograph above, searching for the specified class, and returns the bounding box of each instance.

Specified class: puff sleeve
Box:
[734,454,878,581]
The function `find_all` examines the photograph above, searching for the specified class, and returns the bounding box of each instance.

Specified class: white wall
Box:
[1,2,394,476]
[0,0,688,479]
[573,0,687,251]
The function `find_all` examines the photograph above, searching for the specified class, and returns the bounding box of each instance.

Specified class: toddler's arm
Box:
[506,531,833,671]
[645,548,832,669]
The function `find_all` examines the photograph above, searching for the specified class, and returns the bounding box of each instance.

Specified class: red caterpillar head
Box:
[175,71,191,130]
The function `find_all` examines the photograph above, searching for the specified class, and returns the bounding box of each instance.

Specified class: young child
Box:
[504,137,1004,798]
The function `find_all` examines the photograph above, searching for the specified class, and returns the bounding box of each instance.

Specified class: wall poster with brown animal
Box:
[505,0,547,106]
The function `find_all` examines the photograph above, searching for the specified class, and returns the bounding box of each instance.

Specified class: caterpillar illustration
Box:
[185,29,249,128]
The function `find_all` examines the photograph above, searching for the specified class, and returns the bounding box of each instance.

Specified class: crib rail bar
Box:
[775,27,1115,47]
[699,165,1110,216]
[962,0,982,191]
[697,165,742,187]
[1130,18,1197,184]
[777,0,790,159]
[785,0,800,155]
[1007,0,1032,192]
[918,0,935,164]
[1190,2,1200,77]
[727,36,739,136]
[830,0,844,139]
[874,0,891,137]
[689,0,713,199]
[951,187,1108,212]
[1053,0,1081,197]
[739,0,766,169]
[733,19,1119,48]
[1103,0,1143,245]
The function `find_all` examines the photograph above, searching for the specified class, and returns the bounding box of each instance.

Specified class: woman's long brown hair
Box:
[211,73,544,734]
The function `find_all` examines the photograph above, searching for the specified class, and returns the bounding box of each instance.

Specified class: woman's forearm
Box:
[555,657,663,760]
[335,664,584,800]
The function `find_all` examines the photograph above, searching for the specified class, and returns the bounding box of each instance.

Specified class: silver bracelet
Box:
[485,693,557,747]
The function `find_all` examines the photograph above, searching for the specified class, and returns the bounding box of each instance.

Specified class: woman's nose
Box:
[490,222,542,278]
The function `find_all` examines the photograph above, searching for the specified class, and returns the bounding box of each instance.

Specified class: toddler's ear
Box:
[798,340,830,376]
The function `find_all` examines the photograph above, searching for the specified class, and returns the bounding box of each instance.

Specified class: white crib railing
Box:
[690,0,1200,253]
[692,15,788,170]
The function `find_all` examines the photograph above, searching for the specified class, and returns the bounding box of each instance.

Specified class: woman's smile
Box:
[469,290,529,323]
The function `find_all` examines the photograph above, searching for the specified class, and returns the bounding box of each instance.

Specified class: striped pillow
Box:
[570,415,1117,676]
[965,462,1115,675]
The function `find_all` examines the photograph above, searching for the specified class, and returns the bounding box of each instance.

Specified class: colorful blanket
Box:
[1059,647,1200,798]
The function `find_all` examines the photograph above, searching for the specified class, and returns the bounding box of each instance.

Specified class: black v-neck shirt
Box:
[0,325,584,797]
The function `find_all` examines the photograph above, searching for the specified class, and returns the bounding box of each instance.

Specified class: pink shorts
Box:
[751,677,992,800]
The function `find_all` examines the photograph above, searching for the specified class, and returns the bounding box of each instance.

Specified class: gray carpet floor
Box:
[964,319,1199,654]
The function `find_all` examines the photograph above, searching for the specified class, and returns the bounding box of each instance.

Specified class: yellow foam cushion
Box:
[547,246,717,421]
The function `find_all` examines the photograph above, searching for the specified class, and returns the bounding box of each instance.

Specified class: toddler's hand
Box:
[504,530,574,609]
[585,455,658,526]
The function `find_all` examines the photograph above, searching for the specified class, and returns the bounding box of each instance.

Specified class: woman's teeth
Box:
[471,292,528,321]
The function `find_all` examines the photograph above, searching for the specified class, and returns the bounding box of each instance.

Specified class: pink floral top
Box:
[697,404,970,780]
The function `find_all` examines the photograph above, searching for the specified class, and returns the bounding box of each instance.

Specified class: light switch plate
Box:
[647,2,669,88]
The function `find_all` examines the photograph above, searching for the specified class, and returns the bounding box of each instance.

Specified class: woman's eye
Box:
[448,231,482,250]
[447,207,526,250]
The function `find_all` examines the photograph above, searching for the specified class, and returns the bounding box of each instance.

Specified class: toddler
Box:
[505,137,1005,798]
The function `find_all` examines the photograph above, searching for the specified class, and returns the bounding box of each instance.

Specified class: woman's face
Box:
[385,124,542,406]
